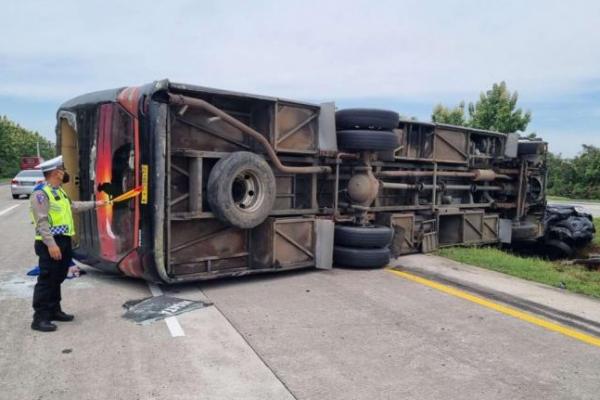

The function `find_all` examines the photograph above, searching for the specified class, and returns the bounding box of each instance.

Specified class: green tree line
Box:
[0,116,55,177]
[546,146,600,200]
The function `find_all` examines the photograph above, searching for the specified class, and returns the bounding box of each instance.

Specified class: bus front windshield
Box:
[95,103,137,262]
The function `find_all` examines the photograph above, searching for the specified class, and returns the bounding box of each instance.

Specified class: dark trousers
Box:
[32,235,72,321]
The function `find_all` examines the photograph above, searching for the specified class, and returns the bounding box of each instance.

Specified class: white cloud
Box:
[1,0,599,156]
[1,0,599,101]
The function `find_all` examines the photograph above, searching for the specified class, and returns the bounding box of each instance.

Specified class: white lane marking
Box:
[147,282,186,337]
[148,282,163,297]
[164,316,185,337]
[0,204,20,216]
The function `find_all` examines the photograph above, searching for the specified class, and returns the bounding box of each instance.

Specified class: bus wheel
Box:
[337,130,399,151]
[336,108,400,130]
[334,224,393,248]
[544,239,574,259]
[333,246,391,269]
[207,151,276,229]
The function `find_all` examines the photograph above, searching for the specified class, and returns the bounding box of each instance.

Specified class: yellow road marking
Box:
[386,268,600,348]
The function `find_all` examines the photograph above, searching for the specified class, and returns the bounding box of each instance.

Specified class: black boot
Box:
[31,320,57,332]
[52,310,74,322]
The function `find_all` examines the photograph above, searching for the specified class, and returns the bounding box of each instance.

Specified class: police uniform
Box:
[30,156,96,332]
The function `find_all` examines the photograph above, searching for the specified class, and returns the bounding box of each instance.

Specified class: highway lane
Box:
[2,183,600,399]
[200,265,600,399]
[0,184,294,400]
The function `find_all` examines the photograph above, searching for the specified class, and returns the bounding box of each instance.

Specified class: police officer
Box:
[30,156,109,332]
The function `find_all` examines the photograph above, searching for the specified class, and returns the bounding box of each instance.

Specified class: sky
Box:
[1,0,599,157]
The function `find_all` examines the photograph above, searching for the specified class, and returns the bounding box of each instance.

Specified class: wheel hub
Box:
[231,170,265,213]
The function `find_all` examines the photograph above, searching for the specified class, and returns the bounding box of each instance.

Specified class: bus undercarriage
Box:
[57,80,549,283]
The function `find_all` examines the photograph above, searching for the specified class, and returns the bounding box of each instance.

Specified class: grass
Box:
[546,195,573,201]
[437,246,600,299]
[576,218,600,257]
[436,219,600,298]
[593,218,600,248]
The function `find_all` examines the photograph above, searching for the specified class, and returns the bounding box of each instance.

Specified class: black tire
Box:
[336,108,400,131]
[334,224,393,248]
[333,246,391,269]
[337,130,399,151]
[544,239,574,259]
[207,152,276,229]
[555,216,595,242]
[12,194,19,199]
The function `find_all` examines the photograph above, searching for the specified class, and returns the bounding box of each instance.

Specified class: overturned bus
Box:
[56,79,548,283]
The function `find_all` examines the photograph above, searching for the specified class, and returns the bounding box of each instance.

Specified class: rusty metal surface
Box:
[168,94,331,174]
[169,218,249,274]
[274,103,318,154]
[434,129,468,163]
[251,217,315,269]
[376,213,417,256]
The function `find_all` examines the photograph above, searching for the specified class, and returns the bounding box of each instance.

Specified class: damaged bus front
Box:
[57,79,550,283]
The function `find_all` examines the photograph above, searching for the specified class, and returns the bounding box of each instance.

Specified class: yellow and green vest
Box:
[32,184,75,239]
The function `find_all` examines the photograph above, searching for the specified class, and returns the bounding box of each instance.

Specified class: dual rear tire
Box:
[333,224,393,268]
[333,108,398,267]
[335,108,400,152]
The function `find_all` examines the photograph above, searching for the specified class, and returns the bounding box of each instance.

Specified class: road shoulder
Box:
[392,254,600,329]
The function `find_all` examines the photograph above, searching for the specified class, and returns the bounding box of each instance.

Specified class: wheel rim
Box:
[231,169,265,213]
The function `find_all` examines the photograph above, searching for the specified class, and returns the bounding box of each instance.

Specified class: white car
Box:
[10,169,44,199]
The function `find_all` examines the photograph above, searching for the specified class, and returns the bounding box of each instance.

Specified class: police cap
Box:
[36,155,65,173]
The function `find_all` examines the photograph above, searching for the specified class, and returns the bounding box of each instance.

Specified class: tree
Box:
[546,152,575,197]
[430,82,532,134]
[569,145,600,199]
[431,102,466,126]
[546,146,600,200]
[0,116,55,177]
[468,82,531,133]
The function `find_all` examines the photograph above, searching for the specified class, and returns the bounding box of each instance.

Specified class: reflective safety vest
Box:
[32,184,75,240]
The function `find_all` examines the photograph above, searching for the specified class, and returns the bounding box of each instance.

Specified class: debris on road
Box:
[122,295,212,325]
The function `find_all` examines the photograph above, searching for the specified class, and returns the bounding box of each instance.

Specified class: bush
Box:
[547,145,600,200]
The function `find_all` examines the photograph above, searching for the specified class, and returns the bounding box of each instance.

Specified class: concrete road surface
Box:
[2,184,600,400]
